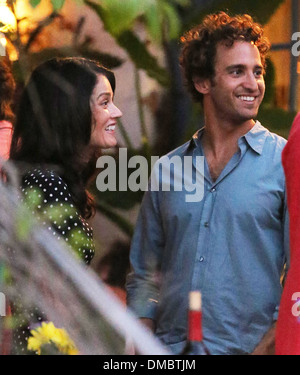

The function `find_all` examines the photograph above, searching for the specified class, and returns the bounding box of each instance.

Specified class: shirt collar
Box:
[242,121,267,155]
[190,121,267,155]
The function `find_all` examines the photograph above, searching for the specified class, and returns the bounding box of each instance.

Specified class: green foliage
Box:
[141,0,190,44]
[16,189,41,241]
[86,0,190,42]
[117,31,169,87]
[183,0,285,27]
[67,228,90,261]
[15,187,91,261]
[85,0,170,87]
[50,0,65,11]
[29,0,66,10]
[93,0,143,37]
[29,0,42,8]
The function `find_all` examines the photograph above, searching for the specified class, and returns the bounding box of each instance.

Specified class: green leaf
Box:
[85,0,169,86]
[161,2,182,40]
[117,30,169,87]
[50,0,65,11]
[93,0,142,37]
[144,3,162,44]
[172,0,191,6]
[16,206,35,241]
[29,0,42,8]
[44,204,77,226]
[183,0,285,27]
[23,188,43,210]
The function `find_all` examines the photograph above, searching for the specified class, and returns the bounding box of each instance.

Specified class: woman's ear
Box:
[193,77,211,95]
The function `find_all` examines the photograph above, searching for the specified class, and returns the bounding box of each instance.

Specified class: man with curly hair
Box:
[127,12,289,355]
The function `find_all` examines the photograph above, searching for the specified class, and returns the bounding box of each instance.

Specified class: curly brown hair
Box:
[0,57,15,122]
[179,11,270,103]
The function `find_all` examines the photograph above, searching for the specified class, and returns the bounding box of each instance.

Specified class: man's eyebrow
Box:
[226,64,263,71]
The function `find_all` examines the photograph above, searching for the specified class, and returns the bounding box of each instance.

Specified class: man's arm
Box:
[126,180,164,324]
[250,323,276,355]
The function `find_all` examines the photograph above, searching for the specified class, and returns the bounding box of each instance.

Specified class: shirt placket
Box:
[190,141,247,291]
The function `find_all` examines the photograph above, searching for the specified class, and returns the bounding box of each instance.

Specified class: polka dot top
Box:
[20,168,95,265]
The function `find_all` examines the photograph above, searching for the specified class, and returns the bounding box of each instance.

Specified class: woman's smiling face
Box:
[90,74,122,149]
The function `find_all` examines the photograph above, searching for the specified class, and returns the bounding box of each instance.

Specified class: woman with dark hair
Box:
[0,57,15,160]
[10,56,122,264]
[8,57,122,353]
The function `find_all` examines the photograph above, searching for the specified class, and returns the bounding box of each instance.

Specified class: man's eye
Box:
[101,100,109,106]
[254,70,263,78]
[231,69,242,76]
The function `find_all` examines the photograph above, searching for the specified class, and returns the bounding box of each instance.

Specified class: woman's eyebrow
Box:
[97,92,111,100]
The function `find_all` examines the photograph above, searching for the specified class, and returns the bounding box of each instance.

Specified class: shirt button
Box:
[204,222,209,227]
[211,188,216,192]
[199,256,204,262]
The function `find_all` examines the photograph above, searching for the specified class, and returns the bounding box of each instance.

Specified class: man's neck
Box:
[200,116,256,182]
[201,116,256,155]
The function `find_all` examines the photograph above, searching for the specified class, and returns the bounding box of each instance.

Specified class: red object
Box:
[276,112,300,355]
[188,310,203,341]
[181,291,209,355]
[0,303,13,355]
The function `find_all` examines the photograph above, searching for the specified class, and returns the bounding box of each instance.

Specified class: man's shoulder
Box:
[255,121,287,152]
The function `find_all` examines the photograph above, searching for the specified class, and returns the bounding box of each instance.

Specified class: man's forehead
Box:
[215,40,262,64]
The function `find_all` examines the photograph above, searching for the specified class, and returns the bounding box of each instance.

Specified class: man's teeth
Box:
[238,96,255,102]
[106,125,115,131]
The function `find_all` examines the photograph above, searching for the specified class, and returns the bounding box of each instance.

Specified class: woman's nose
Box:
[111,103,123,118]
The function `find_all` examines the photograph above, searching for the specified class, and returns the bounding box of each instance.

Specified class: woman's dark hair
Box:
[0,57,16,122]
[9,57,116,218]
[180,11,270,103]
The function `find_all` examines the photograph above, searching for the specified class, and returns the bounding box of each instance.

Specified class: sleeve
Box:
[126,183,165,321]
[273,188,290,321]
[276,112,300,354]
[21,169,95,265]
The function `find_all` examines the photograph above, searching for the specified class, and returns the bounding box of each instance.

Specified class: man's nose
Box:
[243,72,260,91]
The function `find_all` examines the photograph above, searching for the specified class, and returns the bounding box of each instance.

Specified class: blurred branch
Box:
[134,68,151,159]
[24,11,61,52]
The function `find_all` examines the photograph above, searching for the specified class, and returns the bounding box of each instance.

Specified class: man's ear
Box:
[193,77,210,95]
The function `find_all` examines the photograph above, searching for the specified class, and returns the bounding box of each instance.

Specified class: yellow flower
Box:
[27,322,79,355]
[27,336,43,355]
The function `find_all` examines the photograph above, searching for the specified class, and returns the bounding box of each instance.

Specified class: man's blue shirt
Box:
[127,121,289,354]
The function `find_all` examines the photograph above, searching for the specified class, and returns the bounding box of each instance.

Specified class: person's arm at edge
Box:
[250,322,276,355]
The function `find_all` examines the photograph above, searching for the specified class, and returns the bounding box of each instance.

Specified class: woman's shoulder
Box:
[20,167,95,265]
[21,167,73,205]
[22,167,65,185]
